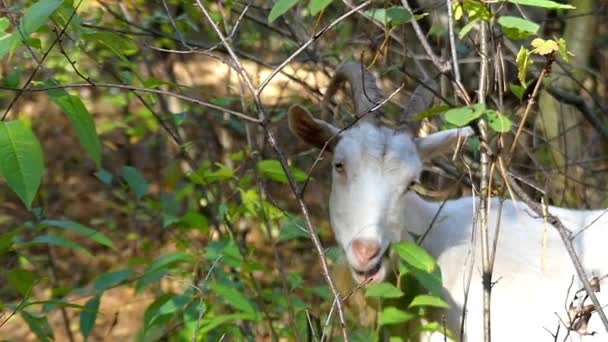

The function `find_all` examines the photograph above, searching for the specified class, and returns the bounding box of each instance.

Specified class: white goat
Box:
[288,63,608,341]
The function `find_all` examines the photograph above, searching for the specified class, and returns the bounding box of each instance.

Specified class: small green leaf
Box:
[94,169,113,185]
[444,106,482,127]
[146,252,192,273]
[40,219,114,249]
[484,110,512,133]
[199,312,255,334]
[205,239,243,268]
[409,294,449,308]
[393,242,436,273]
[365,282,404,298]
[47,88,102,167]
[257,159,307,183]
[516,46,532,87]
[0,0,63,60]
[94,269,134,293]
[268,0,298,23]
[84,31,138,63]
[8,269,35,296]
[364,7,414,26]
[208,283,257,315]
[414,104,450,120]
[135,269,166,293]
[80,295,100,339]
[120,166,149,199]
[278,216,311,241]
[458,18,479,39]
[0,120,44,209]
[504,0,575,9]
[21,311,53,341]
[509,83,526,100]
[4,67,22,88]
[557,37,573,63]
[498,16,539,39]
[0,17,9,32]
[309,0,333,15]
[29,235,91,256]
[378,307,415,326]
[144,293,191,328]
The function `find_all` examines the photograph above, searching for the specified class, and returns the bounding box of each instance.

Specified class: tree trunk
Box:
[536,0,597,206]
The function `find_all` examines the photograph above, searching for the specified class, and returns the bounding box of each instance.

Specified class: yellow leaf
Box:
[531,38,559,55]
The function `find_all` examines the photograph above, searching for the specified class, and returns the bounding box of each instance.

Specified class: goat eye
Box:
[334,162,345,173]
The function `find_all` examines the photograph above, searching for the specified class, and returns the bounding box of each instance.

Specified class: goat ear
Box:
[415,127,473,160]
[288,105,340,152]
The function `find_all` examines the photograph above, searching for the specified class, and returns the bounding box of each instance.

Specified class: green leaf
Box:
[309,0,333,15]
[200,312,255,334]
[504,0,575,9]
[84,31,138,63]
[190,163,234,184]
[509,83,525,100]
[393,242,436,273]
[400,261,444,296]
[516,46,532,87]
[0,0,63,60]
[21,311,53,341]
[40,219,114,249]
[409,294,449,308]
[364,7,414,26]
[278,216,311,241]
[208,283,257,315]
[268,0,298,23]
[498,16,539,39]
[257,159,307,183]
[4,66,22,88]
[94,169,113,185]
[484,110,512,133]
[144,293,191,328]
[146,251,192,273]
[205,239,243,268]
[461,0,491,20]
[444,106,482,127]
[458,18,479,39]
[80,295,100,339]
[47,88,102,167]
[0,120,44,209]
[557,37,573,62]
[378,307,415,326]
[414,104,450,120]
[365,282,404,298]
[0,17,9,32]
[135,269,166,293]
[120,166,149,199]
[8,269,35,296]
[29,235,91,256]
[94,269,134,292]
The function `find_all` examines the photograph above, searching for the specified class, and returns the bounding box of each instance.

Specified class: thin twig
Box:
[0,83,259,123]
[476,19,492,342]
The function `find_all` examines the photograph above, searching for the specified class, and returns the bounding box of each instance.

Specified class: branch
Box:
[194,2,353,340]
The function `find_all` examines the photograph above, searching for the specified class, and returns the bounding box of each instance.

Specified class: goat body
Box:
[404,191,608,341]
[288,63,608,341]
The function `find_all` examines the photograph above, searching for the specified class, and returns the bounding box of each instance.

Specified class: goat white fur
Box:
[288,63,608,341]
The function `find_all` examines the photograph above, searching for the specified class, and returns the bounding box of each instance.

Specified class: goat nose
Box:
[352,239,381,265]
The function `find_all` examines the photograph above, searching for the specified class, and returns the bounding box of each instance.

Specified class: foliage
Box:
[0,0,595,340]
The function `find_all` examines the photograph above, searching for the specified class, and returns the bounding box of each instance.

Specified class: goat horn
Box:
[320,63,384,123]
[398,78,437,130]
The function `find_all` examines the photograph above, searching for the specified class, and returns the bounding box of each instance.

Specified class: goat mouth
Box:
[354,260,383,279]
